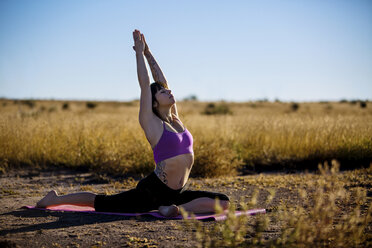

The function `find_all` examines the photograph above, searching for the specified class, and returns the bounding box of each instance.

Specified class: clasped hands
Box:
[133,29,149,54]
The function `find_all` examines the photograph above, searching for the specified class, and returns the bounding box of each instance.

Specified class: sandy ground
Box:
[0,168,328,247]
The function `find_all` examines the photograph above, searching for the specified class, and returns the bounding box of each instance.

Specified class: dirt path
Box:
[0,168,311,247]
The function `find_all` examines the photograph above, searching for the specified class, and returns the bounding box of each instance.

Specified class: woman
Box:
[36,29,230,217]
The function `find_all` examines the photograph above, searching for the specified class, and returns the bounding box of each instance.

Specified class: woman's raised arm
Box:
[133,30,154,123]
[133,30,150,89]
[144,46,168,85]
[141,34,179,117]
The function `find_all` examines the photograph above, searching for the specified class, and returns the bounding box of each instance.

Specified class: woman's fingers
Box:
[132,30,145,52]
[134,33,140,41]
[133,30,141,41]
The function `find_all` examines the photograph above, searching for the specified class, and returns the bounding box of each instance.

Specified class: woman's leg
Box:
[158,197,230,217]
[180,197,230,213]
[36,190,96,208]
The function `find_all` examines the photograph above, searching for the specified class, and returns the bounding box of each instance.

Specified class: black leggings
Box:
[94,172,229,213]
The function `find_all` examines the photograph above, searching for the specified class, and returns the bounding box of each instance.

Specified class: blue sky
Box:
[0,0,371,102]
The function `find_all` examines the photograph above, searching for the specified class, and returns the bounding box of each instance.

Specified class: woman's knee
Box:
[219,200,230,210]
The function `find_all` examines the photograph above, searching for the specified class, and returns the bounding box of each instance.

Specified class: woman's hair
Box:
[150,81,168,120]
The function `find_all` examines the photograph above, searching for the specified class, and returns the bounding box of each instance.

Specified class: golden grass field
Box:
[0,99,371,176]
[0,98,371,247]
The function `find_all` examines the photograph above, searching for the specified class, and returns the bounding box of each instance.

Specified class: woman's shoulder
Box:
[139,115,165,147]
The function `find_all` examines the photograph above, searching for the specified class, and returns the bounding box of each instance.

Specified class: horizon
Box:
[1,96,370,104]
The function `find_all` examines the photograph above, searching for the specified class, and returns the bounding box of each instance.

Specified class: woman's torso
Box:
[154,152,194,190]
[150,117,194,190]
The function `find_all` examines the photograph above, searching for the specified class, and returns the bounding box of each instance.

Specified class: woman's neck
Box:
[157,106,173,124]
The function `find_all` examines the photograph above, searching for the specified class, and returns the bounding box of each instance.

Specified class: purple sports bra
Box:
[152,120,194,164]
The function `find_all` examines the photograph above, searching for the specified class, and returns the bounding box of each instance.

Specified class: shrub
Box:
[62,102,69,110]
[48,106,57,113]
[290,102,299,112]
[192,140,242,177]
[273,161,371,247]
[20,100,35,108]
[86,102,97,109]
[203,103,232,115]
[181,161,372,247]
[325,104,332,111]
[360,101,367,108]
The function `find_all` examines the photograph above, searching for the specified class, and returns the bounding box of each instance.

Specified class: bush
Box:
[48,106,57,113]
[181,162,372,247]
[192,140,242,177]
[203,103,232,115]
[20,100,35,108]
[86,102,97,109]
[360,101,367,108]
[274,161,371,247]
[62,103,69,110]
[290,102,299,112]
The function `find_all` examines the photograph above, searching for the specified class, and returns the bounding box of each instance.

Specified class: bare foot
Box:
[36,190,58,208]
[158,204,179,217]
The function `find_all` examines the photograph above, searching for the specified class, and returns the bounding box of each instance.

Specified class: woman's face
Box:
[155,88,175,107]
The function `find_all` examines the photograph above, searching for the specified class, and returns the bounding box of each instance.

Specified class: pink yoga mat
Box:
[23,205,266,221]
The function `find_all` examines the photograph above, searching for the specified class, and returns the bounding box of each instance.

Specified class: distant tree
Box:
[183,95,198,101]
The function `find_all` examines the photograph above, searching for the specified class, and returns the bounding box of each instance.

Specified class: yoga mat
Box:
[23,205,266,221]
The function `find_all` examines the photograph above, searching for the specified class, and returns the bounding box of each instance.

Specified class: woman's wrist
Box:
[135,50,145,56]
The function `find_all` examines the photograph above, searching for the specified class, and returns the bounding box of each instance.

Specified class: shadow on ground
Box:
[0,208,163,236]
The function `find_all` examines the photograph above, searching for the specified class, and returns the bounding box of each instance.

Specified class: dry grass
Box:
[0,99,371,177]
[181,162,372,247]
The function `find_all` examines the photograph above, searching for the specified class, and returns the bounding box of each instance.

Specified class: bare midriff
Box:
[154,153,194,190]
